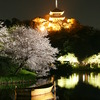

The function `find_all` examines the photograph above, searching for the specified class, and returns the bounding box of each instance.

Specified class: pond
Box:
[0,72,100,100]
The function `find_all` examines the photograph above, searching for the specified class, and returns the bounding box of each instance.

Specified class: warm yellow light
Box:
[49,11,64,16]
[88,73,100,88]
[63,23,70,29]
[66,25,70,29]
[58,53,79,66]
[49,11,54,16]
[33,18,46,23]
[48,23,52,27]
[49,17,65,22]
[39,26,46,32]
[67,19,71,23]
[32,12,76,31]
[31,4,79,32]
[82,53,100,68]
[67,18,75,24]
[58,73,79,89]
[31,92,54,100]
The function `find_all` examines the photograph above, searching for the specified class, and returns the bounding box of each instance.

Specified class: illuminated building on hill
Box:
[31,0,79,32]
[49,0,65,22]
[49,8,65,22]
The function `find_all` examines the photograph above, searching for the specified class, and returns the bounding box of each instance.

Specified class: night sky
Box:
[0,0,100,29]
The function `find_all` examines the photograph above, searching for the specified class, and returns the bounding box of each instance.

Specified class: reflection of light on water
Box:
[58,73,79,89]
[83,74,85,82]
[88,73,100,88]
[57,72,100,89]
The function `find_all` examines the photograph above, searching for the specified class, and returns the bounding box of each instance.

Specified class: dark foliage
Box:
[0,56,18,76]
[48,25,100,61]
[1,18,31,28]
[50,61,72,77]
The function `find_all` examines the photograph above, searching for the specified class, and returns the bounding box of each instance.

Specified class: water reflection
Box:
[88,73,100,88]
[15,92,54,100]
[1,72,100,100]
[0,89,15,100]
[57,72,100,89]
[58,73,79,89]
[15,77,55,100]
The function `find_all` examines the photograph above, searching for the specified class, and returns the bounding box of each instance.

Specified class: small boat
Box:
[31,92,54,100]
[31,83,53,96]
[15,83,53,96]
[15,76,54,97]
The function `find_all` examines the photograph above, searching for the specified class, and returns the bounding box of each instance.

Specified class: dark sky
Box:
[0,0,100,29]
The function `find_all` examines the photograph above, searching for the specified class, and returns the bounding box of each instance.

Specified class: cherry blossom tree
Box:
[0,25,58,76]
[0,22,9,53]
[82,53,100,68]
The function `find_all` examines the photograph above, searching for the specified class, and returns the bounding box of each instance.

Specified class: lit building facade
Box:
[31,0,79,32]
[49,0,65,22]
[49,8,65,22]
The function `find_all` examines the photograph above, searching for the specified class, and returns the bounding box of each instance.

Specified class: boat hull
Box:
[31,92,54,100]
[31,84,53,96]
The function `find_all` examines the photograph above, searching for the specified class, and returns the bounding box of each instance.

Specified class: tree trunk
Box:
[14,58,28,75]
[14,62,24,75]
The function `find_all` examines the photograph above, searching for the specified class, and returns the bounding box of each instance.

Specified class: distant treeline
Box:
[48,25,100,61]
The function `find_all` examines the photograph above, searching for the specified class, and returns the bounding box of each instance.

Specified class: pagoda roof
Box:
[50,15,65,18]
[51,8,64,12]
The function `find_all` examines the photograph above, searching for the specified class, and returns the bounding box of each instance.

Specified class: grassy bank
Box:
[0,69,36,85]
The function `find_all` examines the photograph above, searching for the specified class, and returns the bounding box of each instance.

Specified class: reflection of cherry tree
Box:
[88,73,100,88]
[58,73,79,89]
[0,25,58,76]
[0,22,10,54]
[83,53,100,68]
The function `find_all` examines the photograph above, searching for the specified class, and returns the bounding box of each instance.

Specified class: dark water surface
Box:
[0,72,100,100]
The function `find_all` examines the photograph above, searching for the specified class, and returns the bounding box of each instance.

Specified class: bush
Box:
[0,56,18,76]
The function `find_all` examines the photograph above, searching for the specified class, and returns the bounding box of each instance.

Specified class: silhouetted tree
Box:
[4,19,12,27]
